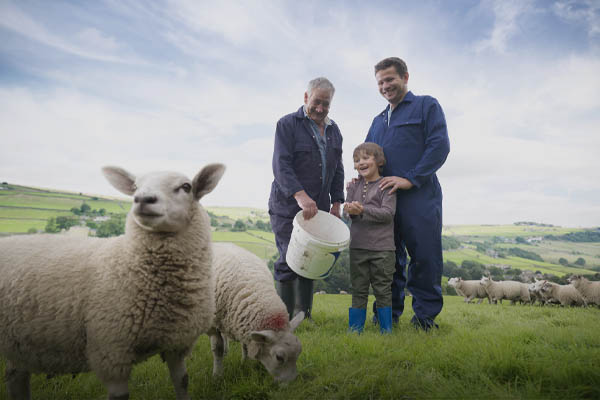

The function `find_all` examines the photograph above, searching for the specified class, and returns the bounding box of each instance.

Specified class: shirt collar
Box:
[386,90,415,113]
[303,105,332,126]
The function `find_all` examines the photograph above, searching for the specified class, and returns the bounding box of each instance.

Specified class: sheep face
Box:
[102,164,225,233]
[246,312,304,384]
[568,275,583,287]
[448,277,460,288]
[480,276,491,287]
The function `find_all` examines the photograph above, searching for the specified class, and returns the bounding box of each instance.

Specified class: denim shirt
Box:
[303,105,332,192]
[269,106,344,217]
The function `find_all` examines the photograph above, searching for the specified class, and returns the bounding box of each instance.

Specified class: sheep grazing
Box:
[448,277,490,304]
[539,281,585,307]
[480,277,531,305]
[209,242,304,384]
[0,164,225,400]
[568,275,600,306]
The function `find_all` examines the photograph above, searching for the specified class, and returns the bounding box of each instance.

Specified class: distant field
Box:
[443,224,580,238]
[495,241,600,269]
[443,246,592,276]
[2,183,599,274]
[211,230,276,261]
[206,206,269,222]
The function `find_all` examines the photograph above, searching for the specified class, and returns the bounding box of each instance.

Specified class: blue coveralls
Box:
[269,106,345,282]
[366,91,450,326]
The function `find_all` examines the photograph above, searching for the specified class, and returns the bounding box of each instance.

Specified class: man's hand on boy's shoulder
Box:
[379,176,413,193]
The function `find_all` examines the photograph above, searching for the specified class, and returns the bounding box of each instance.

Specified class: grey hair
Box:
[307,77,335,97]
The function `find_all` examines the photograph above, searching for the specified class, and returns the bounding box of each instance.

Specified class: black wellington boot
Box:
[275,279,296,321]
[295,276,314,320]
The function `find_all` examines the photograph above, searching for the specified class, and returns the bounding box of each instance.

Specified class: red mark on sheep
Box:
[262,312,288,331]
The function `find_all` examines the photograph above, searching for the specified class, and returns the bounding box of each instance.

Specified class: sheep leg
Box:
[164,351,190,400]
[477,298,484,304]
[210,331,226,377]
[242,343,248,361]
[5,362,31,400]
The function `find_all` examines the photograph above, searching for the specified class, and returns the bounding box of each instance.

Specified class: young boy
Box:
[344,142,396,334]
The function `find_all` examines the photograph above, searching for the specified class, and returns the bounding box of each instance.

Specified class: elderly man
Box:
[366,57,450,331]
[269,77,345,320]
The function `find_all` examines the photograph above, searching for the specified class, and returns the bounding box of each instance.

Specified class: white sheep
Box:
[209,242,304,384]
[0,164,225,400]
[540,281,585,307]
[448,277,490,304]
[480,277,531,305]
[568,275,600,306]
[528,279,560,306]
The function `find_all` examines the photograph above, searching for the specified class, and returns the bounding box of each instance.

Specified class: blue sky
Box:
[1,0,599,227]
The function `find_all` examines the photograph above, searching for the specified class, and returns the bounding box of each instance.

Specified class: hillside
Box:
[1,183,599,280]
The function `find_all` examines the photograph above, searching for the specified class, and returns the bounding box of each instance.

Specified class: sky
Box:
[1,0,599,227]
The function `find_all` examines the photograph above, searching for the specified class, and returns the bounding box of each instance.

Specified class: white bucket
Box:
[286,210,350,280]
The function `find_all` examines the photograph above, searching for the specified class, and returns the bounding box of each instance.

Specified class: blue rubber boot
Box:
[377,307,393,334]
[348,308,367,334]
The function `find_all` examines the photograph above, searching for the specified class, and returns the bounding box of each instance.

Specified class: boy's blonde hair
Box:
[353,142,386,174]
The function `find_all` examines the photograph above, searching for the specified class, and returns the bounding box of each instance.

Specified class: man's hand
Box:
[343,201,363,216]
[346,176,359,190]
[330,202,341,218]
[294,190,318,220]
[379,176,413,193]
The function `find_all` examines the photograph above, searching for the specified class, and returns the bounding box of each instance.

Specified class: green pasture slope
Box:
[2,183,599,273]
[1,295,599,399]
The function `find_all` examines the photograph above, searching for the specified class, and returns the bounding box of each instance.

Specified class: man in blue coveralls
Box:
[269,77,345,320]
[367,57,450,331]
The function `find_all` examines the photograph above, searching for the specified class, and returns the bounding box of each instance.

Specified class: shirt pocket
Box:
[293,143,317,169]
[389,118,423,147]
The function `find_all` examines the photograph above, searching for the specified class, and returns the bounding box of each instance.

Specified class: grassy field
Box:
[443,246,593,276]
[207,206,270,222]
[2,183,599,273]
[442,224,581,238]
[212,230,277,261]
[1,295,599,399]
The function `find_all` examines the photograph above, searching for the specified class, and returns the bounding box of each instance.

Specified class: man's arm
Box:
[403,98,450,188]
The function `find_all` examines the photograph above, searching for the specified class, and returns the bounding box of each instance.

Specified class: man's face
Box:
[304,88,333,126]
[375,66,408,107]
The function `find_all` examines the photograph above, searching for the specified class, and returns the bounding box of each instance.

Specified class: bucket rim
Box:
[292,210,350,246]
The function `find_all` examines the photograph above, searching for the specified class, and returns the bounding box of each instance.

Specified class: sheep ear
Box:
[102,166,136,196]
[290,311,305,331]
[250,330,276,344]
[192,163,226,200]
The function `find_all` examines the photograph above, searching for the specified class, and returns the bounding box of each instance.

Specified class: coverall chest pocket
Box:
[389,118,423,147]
[293,143,317,168]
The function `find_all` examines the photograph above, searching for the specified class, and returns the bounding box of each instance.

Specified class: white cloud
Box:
[1,1,599,227]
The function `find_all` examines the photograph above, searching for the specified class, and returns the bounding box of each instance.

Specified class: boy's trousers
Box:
[350,248,395,309]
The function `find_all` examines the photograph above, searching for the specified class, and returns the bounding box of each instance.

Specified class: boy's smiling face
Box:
[354,152,380,182]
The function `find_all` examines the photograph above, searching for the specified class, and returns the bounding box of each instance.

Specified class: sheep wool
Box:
[448,278,490,304]
[480,277,531,305]
[209,242,304,384]
[569,275,600,306]
[540,282,585,307]
[0,164,225,400]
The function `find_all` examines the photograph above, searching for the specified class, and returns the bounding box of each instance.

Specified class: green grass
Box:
[0,219,47,233]
[443,224,581,238]
[212,230,277,261]
[207,206,270,222]
[444,247,592,276]
[1,295,599,399]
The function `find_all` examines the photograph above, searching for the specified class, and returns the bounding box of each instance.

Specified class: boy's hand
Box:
[343,201,363,216]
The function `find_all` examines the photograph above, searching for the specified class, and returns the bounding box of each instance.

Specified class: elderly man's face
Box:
[304,88,332,126]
